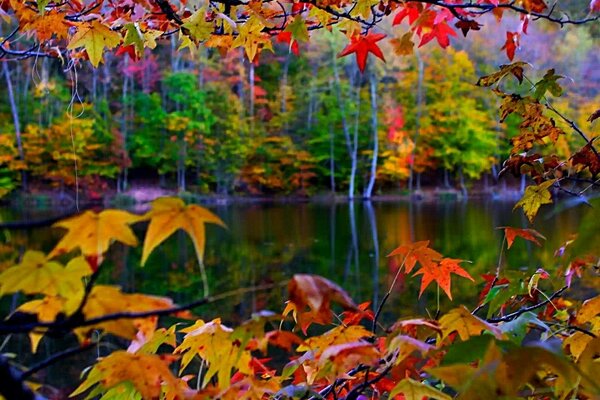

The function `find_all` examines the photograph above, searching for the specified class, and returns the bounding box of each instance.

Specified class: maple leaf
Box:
[75,285,178,341]
[392,4,422,26]
[387,240,442,273]
[67,20,122,67]
[501,226,546,249]
[476,61,529,87]
[0,251,91,299]
[141,197,226,266]
[387,334,434,365]
[390,32,414,56]
[284,15,309,44]
[572,144,600,176]
[533,68,563,99]
[413,258,474,300]
[71,351,183,399]
[389,378,451,400]
[501,31,519,61]
[231,15,272,61]
[337,32,386,73]
[175,318,252,389]
[319,342,380,379]
[23,10,69,42]
[576,295,600,324]
[439,306,505,341]
[588,109,600,123]
[48,209,141,262]
[592,0,600,12]
[418,21,457,48]
[182,7,213,43]
[513,179,556,223]
[455,19,482,37]
[284,274,357,333]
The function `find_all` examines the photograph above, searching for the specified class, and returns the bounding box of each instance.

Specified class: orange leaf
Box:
[500,226,546,249]
[387,241,442,274]
[413,258,474,300]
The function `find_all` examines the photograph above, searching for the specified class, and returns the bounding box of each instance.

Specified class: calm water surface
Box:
[1,198,598,394]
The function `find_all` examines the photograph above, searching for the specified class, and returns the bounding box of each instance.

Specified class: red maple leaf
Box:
[392,4,421,26]
[501,226,546,249]
[413,258,474,300]
[338,32,386,73]
[479,273,510,302]
[501,31,519,61]
[418,21,457,48]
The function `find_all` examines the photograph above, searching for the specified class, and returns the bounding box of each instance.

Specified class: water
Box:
[0,198,598,394]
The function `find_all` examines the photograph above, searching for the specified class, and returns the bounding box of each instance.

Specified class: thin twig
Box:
[487,285,568,323]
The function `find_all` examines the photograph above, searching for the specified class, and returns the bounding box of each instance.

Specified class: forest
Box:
[0,0,599,399]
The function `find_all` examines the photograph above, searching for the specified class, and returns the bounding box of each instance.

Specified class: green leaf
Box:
[284,16,309,43]
[533,69,563,100]
[500,312,550,344]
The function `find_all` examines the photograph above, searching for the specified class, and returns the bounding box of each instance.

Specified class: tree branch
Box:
[487,285,568,323]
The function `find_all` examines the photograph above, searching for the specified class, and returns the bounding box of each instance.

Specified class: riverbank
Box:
[1,184,526,212]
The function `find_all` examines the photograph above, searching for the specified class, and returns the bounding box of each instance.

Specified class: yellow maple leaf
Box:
[182,7,213,42]
[0,251,92,298]
[48,209,141,260]
[75,285,177,341]
[67,20,121,67]
[513,179,556,223]
[175,318,252,389]
[439,306,505,341]
[350,0,380,18]
[141,197,226,266]
[231,15,273,61]
[70,351,183,399]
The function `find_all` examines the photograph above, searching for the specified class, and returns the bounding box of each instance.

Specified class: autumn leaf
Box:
[455,19,482,37]
[284,15,309,44]
[318,342,380,379]
[439,306,505,341]
[284,274,357,333]
[49,209,141,262]
[476,62,529,87]
[500,226,546,249]
[390,32,414,56]
[513,179,556,222]
[175,318,252,389]
[501,31,519,61]
[141,197,226,266]
[413,258,474,300]
[67,20,121,67]
[576,295,600,324]
[297,325,373,355]
[70,351,183,399]
[182,7,213,43]
[75,285,178,341]
[389,378,451,400]
[23,10,69,42]
[572,144,600,176]
[0,251,91,299]
[387,240,442,274]
[418,21,457,49]
[337,32,386,73]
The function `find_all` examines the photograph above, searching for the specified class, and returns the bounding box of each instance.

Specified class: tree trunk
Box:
[3,62,27,190]
[364,72,379,198]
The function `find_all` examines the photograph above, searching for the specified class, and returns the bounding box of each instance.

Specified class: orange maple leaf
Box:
[387,240,442,274]
[413,258,474,300]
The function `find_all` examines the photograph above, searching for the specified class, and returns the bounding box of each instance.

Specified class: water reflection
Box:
[1,198,597,323]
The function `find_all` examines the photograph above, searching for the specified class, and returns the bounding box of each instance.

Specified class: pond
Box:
[1,197,598,394]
